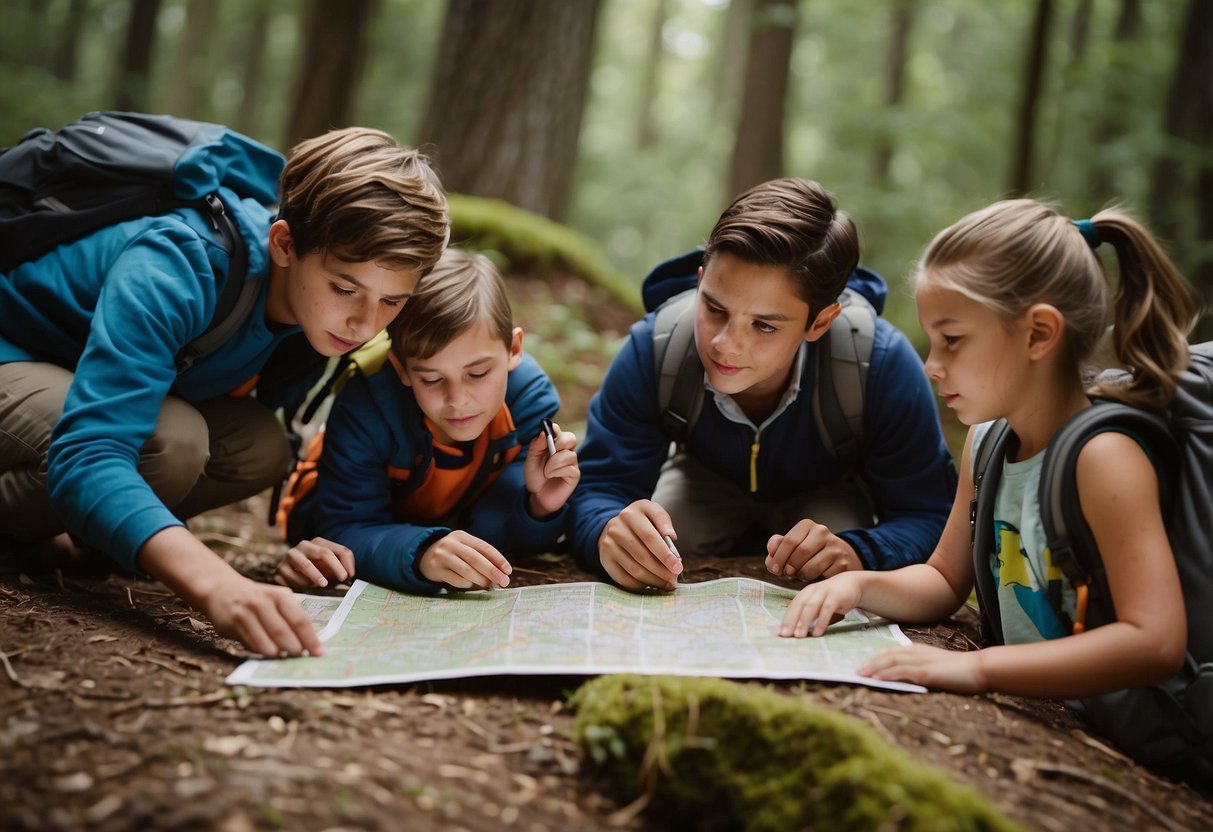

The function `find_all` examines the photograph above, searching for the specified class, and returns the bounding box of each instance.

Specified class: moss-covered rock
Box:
[570,674,1022,832]
[448,192,642,316]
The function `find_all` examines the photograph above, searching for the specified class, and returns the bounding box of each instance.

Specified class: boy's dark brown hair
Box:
[703,177,859,322]
[277,127,449,273]
[388,248,514,362]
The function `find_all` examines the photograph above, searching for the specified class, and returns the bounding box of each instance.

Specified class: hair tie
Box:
[1072,219,1101,249]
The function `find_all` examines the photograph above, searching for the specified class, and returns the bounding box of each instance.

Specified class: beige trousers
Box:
[651,450,874,557]
[0,361,292,541]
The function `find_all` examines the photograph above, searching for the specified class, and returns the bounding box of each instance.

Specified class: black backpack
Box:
[0,111,284,371]
[971,342,1213,785]
[644,248,881,469]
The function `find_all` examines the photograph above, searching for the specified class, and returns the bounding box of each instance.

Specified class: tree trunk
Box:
[113,0,162,112]
[635,0,670,150]
[1087,0,1142,199]
[1150,0,1213,340]
[284,0,380,147]
[51,0,89,81]
[233,7,270,136]
[870,0,916,185]
[1039,0,1092,182]
[418,0,601,222]
[1008,0,1054,196]
[726,0,797,202]
[166,0,217,119]
[712,0,753,118]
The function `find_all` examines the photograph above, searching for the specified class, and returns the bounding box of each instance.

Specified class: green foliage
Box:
[571,674,1023,832]
[448,192,642,316]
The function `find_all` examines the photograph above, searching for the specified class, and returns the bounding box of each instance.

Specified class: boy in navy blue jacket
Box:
[274,249,580,594]
[568,178,956,591]
[0,125,448,657]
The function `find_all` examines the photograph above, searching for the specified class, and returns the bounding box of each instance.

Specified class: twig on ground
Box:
[0,650,22,686]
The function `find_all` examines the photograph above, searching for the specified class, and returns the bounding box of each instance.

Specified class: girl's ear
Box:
[507,327,524,371]
[1025,303,1065,361]
[268,219,294,267]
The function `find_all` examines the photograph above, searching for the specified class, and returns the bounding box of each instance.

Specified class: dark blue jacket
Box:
[308,353,566,593]
[568,271,956,575]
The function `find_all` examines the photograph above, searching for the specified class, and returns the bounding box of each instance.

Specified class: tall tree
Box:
[113,0,163,112]
[284,0,380,146]
[1008,0,1054,195]
[635,0,670,150]
[51,0,90,81]
[712,0,754,118]
[726,0,797,201]
[1084,0,1141,199]
[871,0,916,185]
[1150,0,1213,339]
[418,0,601,221]
[166,0,217,118]
[233,6,271,136]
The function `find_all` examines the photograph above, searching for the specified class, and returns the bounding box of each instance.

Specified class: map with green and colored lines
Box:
[226,577,924,692]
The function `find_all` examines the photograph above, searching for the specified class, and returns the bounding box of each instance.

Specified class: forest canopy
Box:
[0,0,1207,340]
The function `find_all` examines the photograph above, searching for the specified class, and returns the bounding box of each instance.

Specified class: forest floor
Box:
[2,270,1211,832]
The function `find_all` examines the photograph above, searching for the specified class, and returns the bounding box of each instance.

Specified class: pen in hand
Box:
[540,418,557,457]
[663,534,684,583]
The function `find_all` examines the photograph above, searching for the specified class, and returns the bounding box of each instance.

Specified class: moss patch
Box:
[570,675,1021,832]
[447,193,642,316]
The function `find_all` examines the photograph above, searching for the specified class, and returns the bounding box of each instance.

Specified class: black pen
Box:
[540,418,557,456]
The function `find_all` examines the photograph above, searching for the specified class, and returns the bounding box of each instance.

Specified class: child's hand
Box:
[597,500,683,592]
[195,571,324,658]
[523,420,580,518]
[778,572,864,637]
[766,519,862,581]
[859,644,988,694]
[275,537,356,589]
[418,530,512,590]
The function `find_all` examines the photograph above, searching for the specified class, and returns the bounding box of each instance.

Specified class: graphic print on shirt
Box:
[993,519,1070,639]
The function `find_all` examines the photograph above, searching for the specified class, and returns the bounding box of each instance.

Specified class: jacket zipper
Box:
[749,428,761,493]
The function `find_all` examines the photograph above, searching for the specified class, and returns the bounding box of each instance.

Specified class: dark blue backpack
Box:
[643,248,885,469]
[0,111,284,370]
[972,342,1213,786]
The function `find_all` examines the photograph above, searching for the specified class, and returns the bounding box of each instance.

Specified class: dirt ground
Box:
[3,271,1212,831]
[2,493,1212,832]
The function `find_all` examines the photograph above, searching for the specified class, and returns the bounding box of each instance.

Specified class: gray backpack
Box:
[649,275,878,469]
[972,342,1213,786]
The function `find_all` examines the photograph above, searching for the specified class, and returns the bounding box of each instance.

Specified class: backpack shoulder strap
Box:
[812,287,877,468]
[173,194,257,372]
[652,288,703,444]
[970,418,1018,646]
[1038,400,1177,630]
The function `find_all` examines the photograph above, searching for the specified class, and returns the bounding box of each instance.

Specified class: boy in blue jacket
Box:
[0,126,448,658]
[568,177,956,591]
[273,248,580,594]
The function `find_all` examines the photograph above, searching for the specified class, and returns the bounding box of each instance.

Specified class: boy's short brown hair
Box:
[277,127,449,273]
[704,177,858,321]
[388,248,514,361]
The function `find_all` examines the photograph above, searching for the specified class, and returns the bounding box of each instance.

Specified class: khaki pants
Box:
[651,450,874,557]
[0,361,292,541]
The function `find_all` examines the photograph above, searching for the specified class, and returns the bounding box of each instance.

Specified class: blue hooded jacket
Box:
[568,257,957,575]
[0,191,306,572]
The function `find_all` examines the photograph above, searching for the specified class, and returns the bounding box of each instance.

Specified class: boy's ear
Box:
[804,303,842,343]
[388,351,414,387]
[507,327,524,370]
[1025,303,1065,361]
[268,219,294,267]
[696,265,705,286]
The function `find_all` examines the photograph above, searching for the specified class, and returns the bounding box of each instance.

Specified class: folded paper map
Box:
[226,577,924,692]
